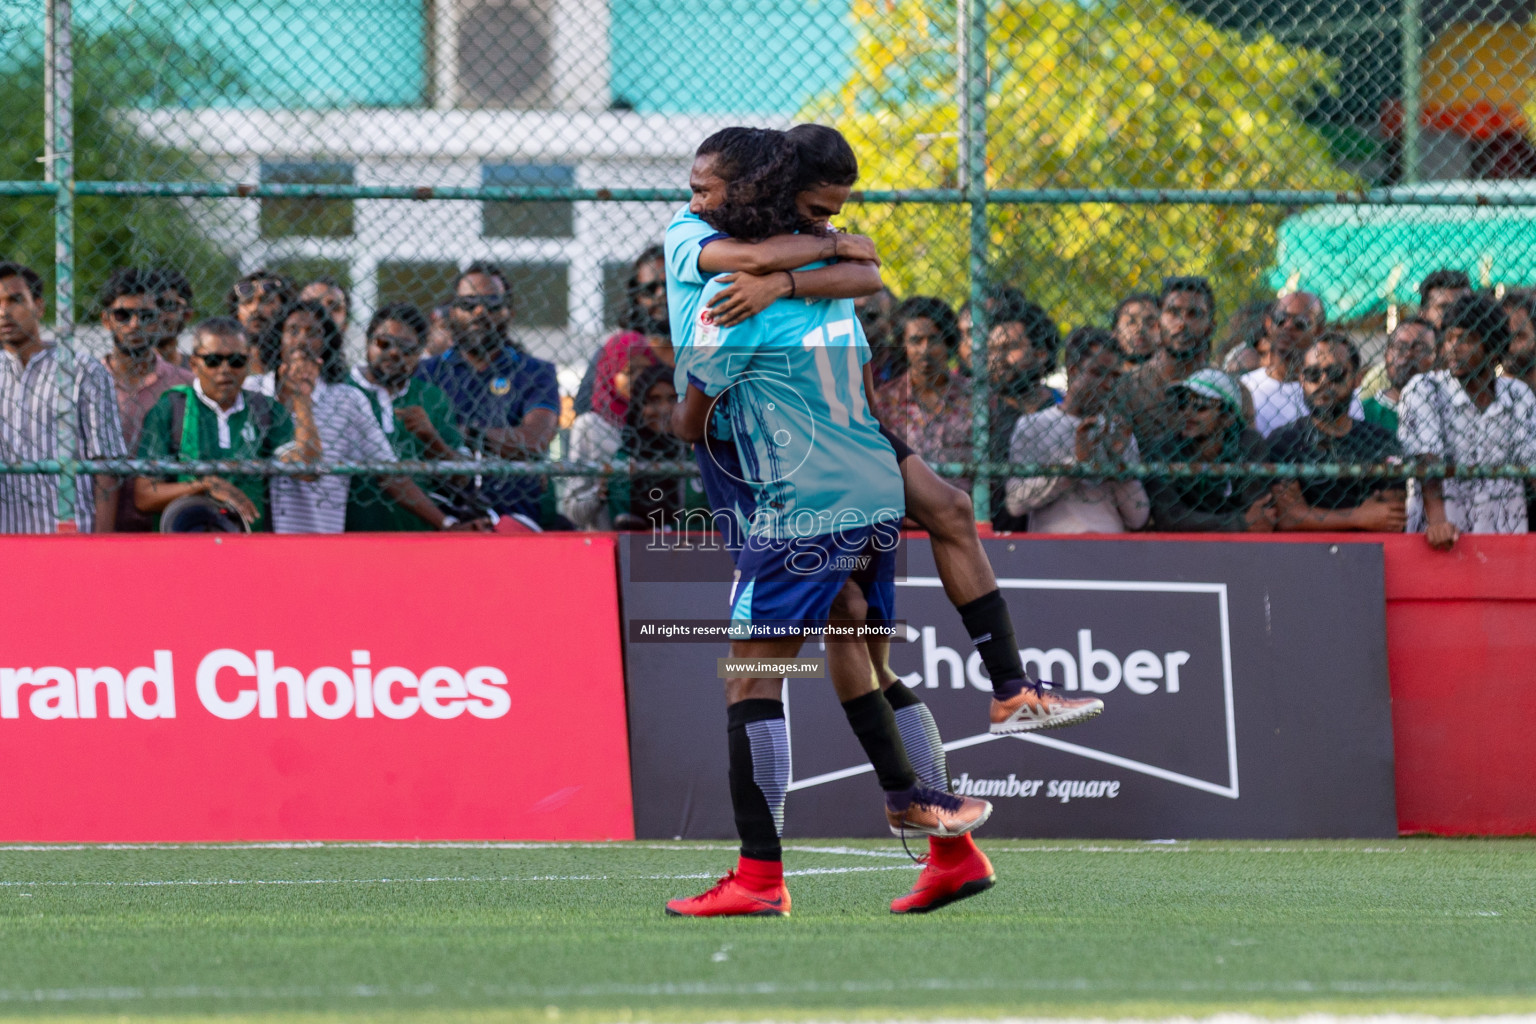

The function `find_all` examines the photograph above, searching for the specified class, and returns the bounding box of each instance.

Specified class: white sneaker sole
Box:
[888,798,993,839]
[989,699,1104,734]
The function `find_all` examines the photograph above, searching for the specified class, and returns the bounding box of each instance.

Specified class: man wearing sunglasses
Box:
[345,302,468,531]
[152,268,194,367]
[1240,292,1364,437]
[225,269,294,376]
[99,268,195,531]
[135,317,320,530]
[1268,334,1406,533]
[418,262,559,527]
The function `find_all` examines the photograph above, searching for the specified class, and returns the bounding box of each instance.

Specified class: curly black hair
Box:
[694,127,800,241]
[992,299,1060,360]
[788,123,858,189]
[1445,292,1513,363]
[97,267,160,313]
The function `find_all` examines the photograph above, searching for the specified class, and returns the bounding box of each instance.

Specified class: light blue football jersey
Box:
[664,206,724,394]
[676,281,904,540]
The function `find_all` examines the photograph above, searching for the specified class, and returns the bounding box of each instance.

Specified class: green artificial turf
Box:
[0,839,1533,1021]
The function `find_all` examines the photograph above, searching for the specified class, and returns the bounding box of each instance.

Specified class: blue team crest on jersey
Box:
[490,376,511,396]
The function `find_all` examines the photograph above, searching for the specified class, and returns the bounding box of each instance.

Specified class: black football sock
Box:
[840,689,918,797]
[727,699,788,863]
[885,681,950,792]
[957,589,1027,698]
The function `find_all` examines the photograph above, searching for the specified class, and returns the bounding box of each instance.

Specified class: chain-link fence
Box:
[4,0,1536,538]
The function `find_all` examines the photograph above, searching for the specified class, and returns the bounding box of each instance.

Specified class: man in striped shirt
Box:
[0,261,127,533]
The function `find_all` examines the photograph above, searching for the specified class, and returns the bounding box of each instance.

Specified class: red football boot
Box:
[666,856,790,918]
[890,834,995,914]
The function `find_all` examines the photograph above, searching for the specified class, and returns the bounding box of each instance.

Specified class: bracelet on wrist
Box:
[782,270,797,300]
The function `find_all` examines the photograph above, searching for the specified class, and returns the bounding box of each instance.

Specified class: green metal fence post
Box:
[961,0,990,522]
[47,0,80,532]
[1400,0,1422,184]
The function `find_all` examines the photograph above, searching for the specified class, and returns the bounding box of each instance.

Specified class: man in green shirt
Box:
[345,303,466,531]
[134,316,320,529]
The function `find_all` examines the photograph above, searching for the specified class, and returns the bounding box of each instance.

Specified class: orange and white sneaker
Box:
[886,785,992,838]
[665,870,790,918]
[891,835,996,914]
[989,677,1103,734]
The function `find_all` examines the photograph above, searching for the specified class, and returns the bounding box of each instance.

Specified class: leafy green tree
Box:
[0,32,238,322]
[807,0,1358,327]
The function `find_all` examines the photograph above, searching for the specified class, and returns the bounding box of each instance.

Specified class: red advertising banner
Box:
[0,535,633,842]
[1379,533,1536,836]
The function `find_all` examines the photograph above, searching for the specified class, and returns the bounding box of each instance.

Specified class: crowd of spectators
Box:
[1,252,1532,549]
[872,268,1536,549]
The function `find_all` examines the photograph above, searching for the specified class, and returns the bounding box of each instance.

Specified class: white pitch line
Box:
[0,841,746,852]
[784,844,913,859]
[785,864,913,877]
[0,841,894,855]
[0,865,917,888]
[984,845,1409,855]
[0,840,1415,854]
[0,979,1528,1005]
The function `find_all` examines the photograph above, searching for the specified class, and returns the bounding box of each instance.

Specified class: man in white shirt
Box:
[1399,292,1536,548]
[1006,327,1149,533]
[1241,292,1364,436]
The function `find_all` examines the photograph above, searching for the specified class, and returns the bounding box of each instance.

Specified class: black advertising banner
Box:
[620,536,1396,839]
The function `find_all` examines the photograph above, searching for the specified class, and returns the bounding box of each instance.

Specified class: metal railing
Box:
[8,0,1535,532]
